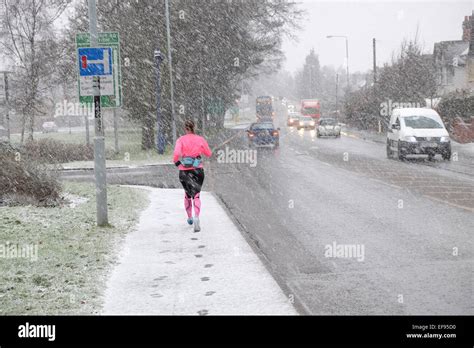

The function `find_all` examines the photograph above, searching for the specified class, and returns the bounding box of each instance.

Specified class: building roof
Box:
[433,40,469,66]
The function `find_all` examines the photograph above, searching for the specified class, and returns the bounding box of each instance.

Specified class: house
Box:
[433,15,471,94]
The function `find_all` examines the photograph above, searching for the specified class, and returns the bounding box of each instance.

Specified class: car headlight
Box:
[440,136,450,143]
[402,136,417,142]
[310,121,315,126]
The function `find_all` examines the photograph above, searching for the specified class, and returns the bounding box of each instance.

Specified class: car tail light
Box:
[272,130,279,136]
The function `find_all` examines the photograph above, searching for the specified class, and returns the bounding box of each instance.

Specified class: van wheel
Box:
[442,150,451,161]
[397,142,405,161]
[386,141,393,159]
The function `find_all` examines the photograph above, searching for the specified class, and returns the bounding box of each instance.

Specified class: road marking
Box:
[421,195,474,213]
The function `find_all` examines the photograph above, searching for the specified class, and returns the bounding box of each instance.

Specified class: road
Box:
[61,109,474,315]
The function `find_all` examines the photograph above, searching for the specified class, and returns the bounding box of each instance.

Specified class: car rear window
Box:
[320,119,336,125]
[251,123,274,130]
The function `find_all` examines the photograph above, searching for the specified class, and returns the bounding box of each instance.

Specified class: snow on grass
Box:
[0,182,149,314]
[60,154,173,170]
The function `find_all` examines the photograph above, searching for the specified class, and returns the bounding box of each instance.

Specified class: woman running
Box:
[173,120,212,232]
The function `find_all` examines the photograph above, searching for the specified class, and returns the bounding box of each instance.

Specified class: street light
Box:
[165,0,176,145]
[154,49,165,154]
[327,35,350,89]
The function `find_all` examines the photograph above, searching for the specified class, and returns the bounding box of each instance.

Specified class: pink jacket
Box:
[173,133,212,171]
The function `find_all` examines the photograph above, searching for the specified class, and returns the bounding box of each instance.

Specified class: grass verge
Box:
[0,182,149,314]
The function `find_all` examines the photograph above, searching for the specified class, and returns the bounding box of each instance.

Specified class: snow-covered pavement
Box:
[102,187,297,315]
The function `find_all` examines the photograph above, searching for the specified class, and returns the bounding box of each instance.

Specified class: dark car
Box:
[247,122,280,148]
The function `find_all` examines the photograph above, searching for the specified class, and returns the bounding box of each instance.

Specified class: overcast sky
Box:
[282,0,474,74]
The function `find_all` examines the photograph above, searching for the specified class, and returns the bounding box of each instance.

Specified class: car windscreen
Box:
[251,123,274,130]
[320,119,336,125]
[300,116,313,121]
[403,116,443,129]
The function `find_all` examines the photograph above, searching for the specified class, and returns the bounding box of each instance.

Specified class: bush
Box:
[23,138,94,163]
[0,142,61,206]
[437,90,474,129]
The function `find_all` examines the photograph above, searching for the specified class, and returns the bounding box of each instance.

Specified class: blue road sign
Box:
[78,47,113,77]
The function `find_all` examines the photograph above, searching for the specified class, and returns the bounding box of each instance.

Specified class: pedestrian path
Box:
[102,187,297,315]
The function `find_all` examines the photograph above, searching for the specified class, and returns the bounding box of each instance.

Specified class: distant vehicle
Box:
[42,121,58,133]
[301,99,321,122]
[386,108,451,161]
[247,122,280,148]
[317,118,341,137]
[256,96,274,121]
[287,111,301,126]
[296,115,316,130]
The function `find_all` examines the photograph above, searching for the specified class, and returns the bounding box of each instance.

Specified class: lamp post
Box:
[327,35,350,88]
[165,0,176,145]
[155,49,165,154]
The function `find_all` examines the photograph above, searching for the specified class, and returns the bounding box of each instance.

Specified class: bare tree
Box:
[0,0,69,142]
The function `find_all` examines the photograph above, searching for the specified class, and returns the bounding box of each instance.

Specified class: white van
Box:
[386,108,451,160]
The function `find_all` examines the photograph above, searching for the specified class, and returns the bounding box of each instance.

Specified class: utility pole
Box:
[165,0,176,145]
[326,35,350,89]
[345,37,350,89]
[89,0,108,226]
[335,73,339,120]
[1,71,11,141]
[373,38,377,85]
[373,38,381,133]
[155,49,165,154]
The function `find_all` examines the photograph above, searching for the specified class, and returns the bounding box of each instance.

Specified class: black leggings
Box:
[179,169,205,198]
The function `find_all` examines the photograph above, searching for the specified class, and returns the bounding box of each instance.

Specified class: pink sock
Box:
[193,193,201,217]
[184,195,193,218]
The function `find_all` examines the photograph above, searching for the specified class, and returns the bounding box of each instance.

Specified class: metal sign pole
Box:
[88,0,108,226]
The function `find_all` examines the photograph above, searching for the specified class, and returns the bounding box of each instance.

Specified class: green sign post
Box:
[76,32,122,108]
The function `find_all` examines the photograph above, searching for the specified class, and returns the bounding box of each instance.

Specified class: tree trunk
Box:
[28,111,35,142]
[20,112,26,144]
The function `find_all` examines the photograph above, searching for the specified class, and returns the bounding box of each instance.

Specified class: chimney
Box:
[468,12,474,85]
[470,12,474,56]
[463,15,471,41]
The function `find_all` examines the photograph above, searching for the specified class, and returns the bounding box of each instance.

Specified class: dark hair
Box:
[184,120,195,133]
